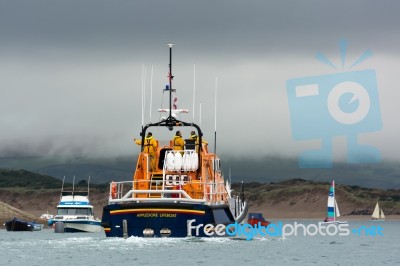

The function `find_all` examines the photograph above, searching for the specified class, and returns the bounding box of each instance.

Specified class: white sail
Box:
[324,180,347,224]
[372,202,380,219]
[380,209,385,219]
[335,199,340,218]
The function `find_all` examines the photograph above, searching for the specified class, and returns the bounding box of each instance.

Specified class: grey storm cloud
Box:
[1,0,400,163]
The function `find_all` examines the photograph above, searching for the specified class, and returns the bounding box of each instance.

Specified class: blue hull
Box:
[101,202,235,237]
[4,218,36,232]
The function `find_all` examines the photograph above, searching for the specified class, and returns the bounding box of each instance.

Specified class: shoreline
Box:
[264,216,400,221]
[2,205,400,227]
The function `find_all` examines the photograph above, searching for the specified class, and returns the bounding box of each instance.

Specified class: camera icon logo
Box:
[286,43,382,168]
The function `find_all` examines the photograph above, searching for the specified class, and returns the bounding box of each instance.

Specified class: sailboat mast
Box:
[327,180,335,222]
[333,180,335,220]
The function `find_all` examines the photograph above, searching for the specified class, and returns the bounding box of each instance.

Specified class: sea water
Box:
[1,221,399,266]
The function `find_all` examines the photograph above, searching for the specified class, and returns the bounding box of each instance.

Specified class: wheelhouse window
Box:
[57,208,93,215]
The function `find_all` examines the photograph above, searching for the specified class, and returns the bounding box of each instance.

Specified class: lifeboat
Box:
[101,44,248,238]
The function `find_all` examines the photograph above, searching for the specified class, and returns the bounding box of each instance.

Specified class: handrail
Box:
[110,189,206,204]
[108,180,228,205]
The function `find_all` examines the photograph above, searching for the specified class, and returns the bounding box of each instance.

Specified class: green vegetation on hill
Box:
[0,169,63,189]
[0,169,107,190]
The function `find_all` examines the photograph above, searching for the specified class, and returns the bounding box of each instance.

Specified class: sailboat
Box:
[101,44,248,238]
[371,202,385,221]
[322,180,347,224]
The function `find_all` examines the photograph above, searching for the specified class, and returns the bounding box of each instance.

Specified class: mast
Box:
[333,180,335,221]
[141,44,203,154]
[167,43,174,120]
[141,65,145,128]
[214,77,218,184]
[192,64,196,122]
[61,176,65,193]
[149,65,154,122]
[327,180,335,222]
[87,176,91,197]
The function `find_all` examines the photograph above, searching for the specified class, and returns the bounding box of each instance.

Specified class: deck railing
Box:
[108,180,229,205]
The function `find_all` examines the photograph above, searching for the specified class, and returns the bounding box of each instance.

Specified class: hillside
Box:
[0,170,400,226]
[236,179,400,219]
[0,169,63,189]
[0,169,108,225]
[0,201,46,224]
[2,156,400,188]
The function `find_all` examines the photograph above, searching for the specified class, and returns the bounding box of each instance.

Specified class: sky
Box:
[1,0,400,166]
